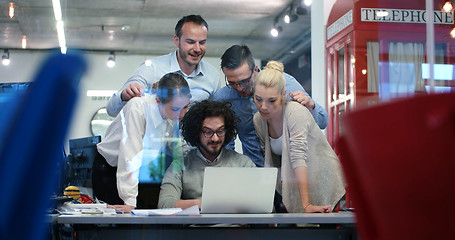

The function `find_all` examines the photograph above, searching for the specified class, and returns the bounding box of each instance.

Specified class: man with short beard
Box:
[158,100,255,209]
[107,15,221,117]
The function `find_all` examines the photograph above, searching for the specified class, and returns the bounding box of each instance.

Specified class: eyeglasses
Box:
[225,68,254,89]
[201,128,226,138]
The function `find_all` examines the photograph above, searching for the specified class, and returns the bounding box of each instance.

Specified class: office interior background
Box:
[1,0,455,239]
[0,0,333,146]
[1,0,454,180]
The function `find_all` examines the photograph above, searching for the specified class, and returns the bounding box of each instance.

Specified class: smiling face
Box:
[174,21,207,75]
[254,84,285,121]
[158,95,191,121]
[222,62,257,97]
[198,116,225,161]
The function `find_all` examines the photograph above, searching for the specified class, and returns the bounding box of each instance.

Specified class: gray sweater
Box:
[158,148,256,208]
[254,101,345,212]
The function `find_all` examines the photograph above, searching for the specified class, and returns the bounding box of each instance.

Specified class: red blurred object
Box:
[337,93,455,240]
[79,194,95,204]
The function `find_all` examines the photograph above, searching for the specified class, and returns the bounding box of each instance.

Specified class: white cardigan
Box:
[253,101,345,212]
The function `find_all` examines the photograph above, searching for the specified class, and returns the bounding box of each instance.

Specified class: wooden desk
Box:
[56,212,357,240]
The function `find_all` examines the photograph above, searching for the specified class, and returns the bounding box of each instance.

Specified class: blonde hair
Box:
[255,60,286,94]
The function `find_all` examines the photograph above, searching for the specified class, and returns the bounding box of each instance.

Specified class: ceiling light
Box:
[442,1,453,13]
[107,51,116,68]
[303,0,312,7]
[52,0,66,54]
[8,2,15,18]
[52,0,62,21]
[2,50,10,66]
[450,27,455,38]
[270,26,282,37]
[21,35,27,49]
[285,6,299,23]
[121,25,131,31]
[284,14,290,24]
[56,21,67,54]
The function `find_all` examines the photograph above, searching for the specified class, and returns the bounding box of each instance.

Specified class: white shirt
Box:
[97,94,169,207]
[106,51,221,117]
[269,135,283,156]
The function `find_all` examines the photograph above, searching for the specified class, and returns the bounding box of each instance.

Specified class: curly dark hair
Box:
[180,100,239,147]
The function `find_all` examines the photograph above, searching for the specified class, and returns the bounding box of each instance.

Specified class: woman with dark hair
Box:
[158,100,256,209]
[93,73,191,213]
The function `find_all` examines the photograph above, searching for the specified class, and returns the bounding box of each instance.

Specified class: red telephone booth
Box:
[326,0,455,148]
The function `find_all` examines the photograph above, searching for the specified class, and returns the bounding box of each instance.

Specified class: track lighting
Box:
[284,14,290,24]
[2,50,10,66]
[283,7,299,24]
[303,0,312,7]
[21,35,27,49]
[270,25,282,37]
[107,51,116,68]
[272,0,308,37]
[295,6,308,15]
[9,2,15,18]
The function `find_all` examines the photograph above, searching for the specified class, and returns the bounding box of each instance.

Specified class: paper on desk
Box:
[131,205,200,216]
[59,202,116,215]
[176,205,200,215]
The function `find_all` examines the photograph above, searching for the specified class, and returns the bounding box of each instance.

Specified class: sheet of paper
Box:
[131,205,200,216]
[176,205,200,216]
[131,208,182,216]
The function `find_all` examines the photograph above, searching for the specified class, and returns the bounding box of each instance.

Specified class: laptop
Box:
[200,167,278,214]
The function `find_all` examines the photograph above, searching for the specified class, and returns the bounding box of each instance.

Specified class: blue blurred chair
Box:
[337,93,455,240]
[0,52,87,240]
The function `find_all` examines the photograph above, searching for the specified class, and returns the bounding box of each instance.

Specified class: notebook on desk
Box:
[200,167,278,214]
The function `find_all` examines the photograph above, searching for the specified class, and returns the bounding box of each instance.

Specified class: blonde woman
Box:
[253,61,345,213]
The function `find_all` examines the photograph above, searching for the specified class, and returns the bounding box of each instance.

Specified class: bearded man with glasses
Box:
[214,45,328,167]
[158,100,255,209]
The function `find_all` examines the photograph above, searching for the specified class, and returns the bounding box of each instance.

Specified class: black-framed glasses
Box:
[201,128,226,138]
[225,68,254,89]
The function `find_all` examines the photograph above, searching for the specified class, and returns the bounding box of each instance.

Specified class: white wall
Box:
[312,0,337,118]
[0,51,47,83]
[0,51,224,151]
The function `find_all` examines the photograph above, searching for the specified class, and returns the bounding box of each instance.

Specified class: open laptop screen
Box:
[201,167,277,214]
